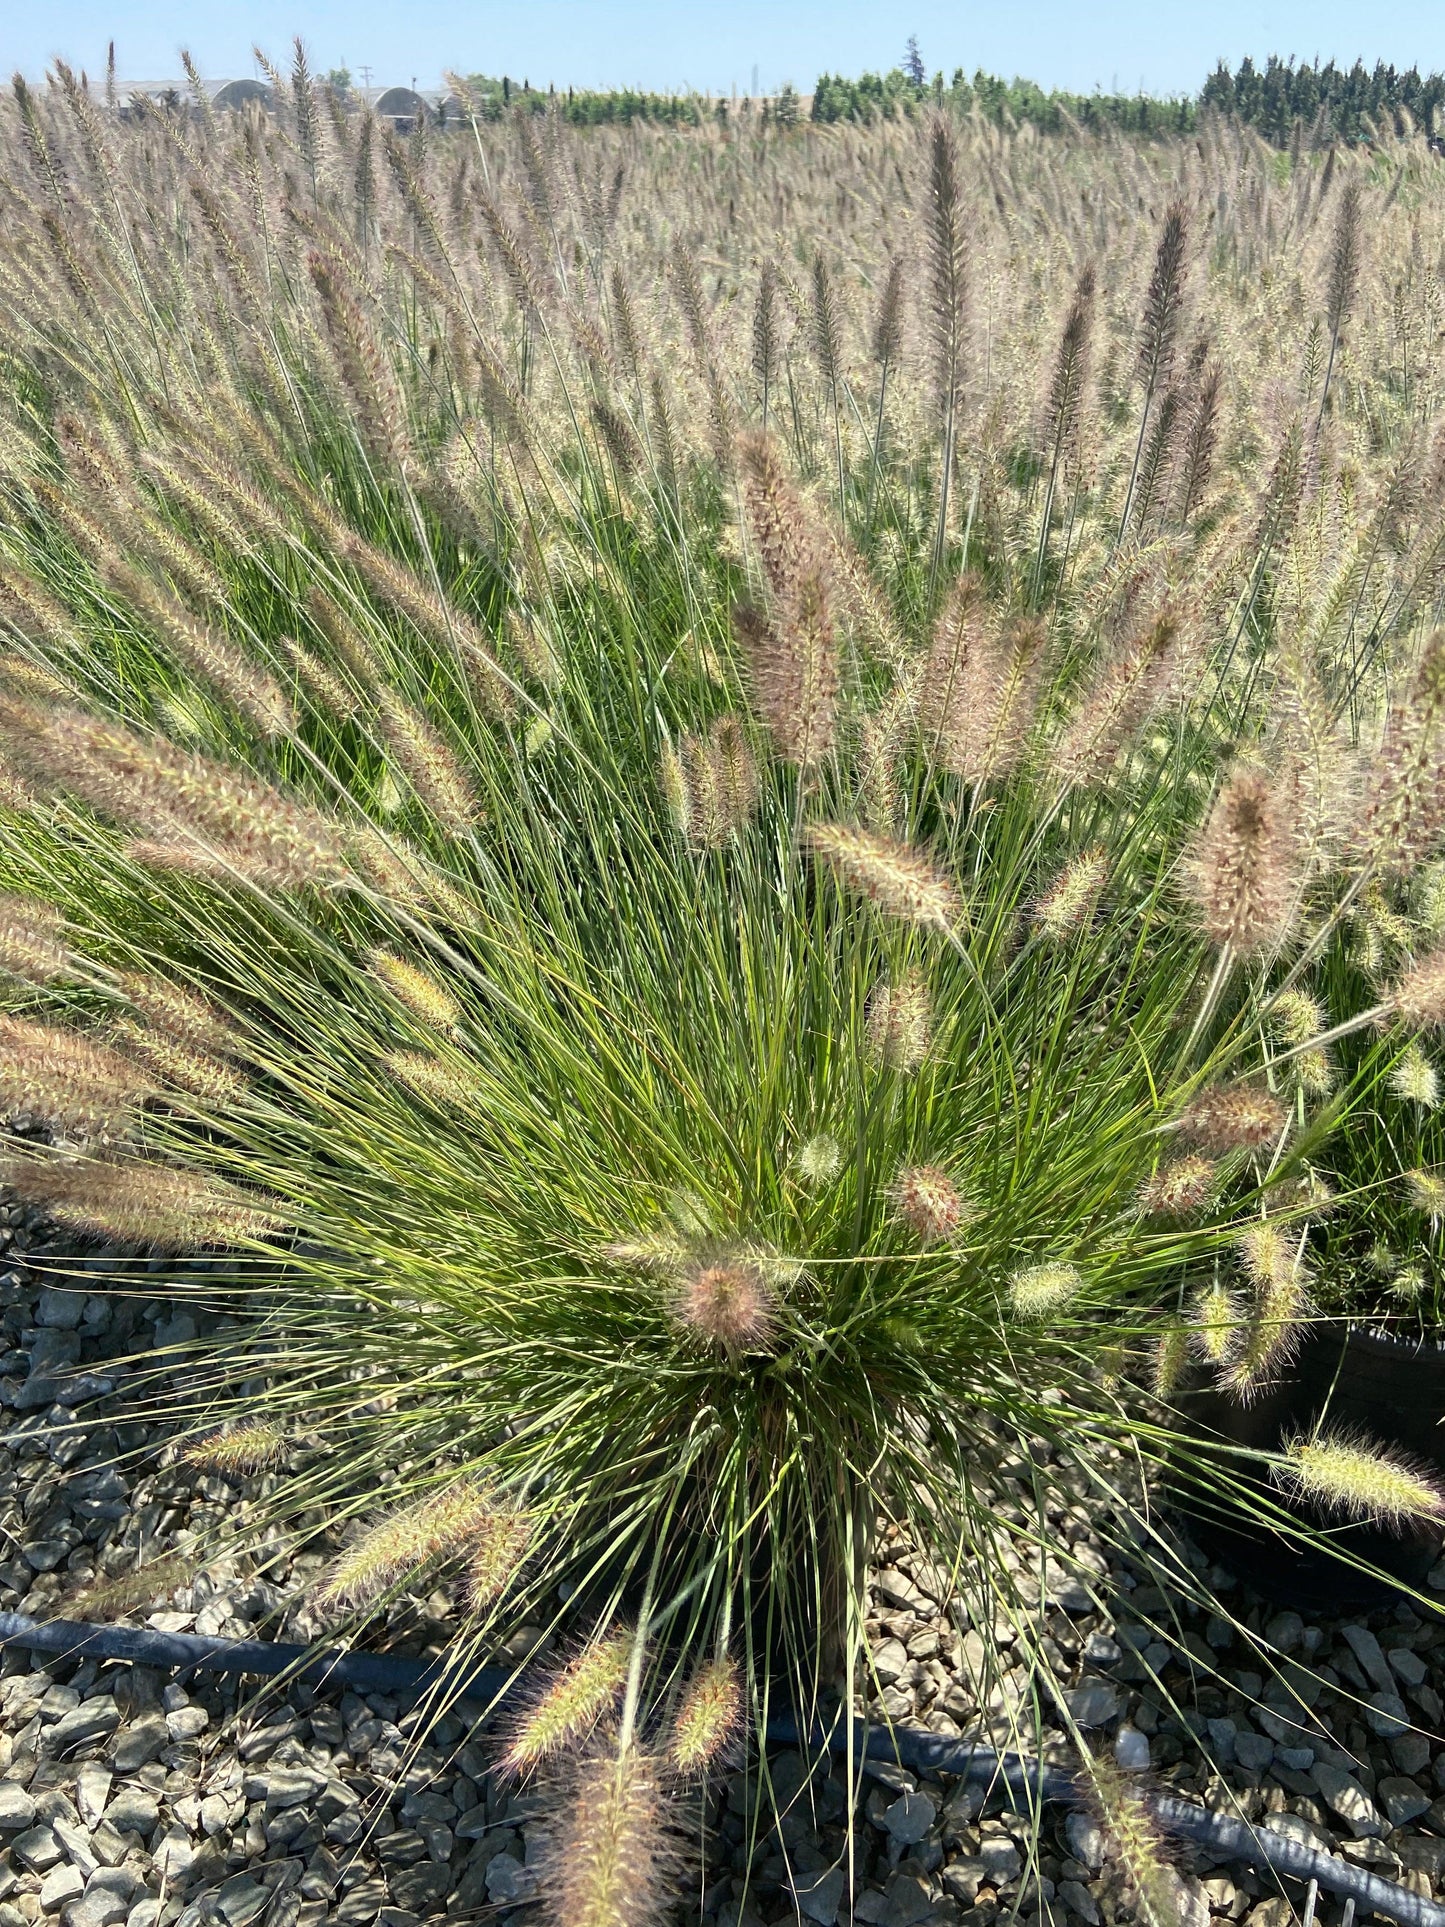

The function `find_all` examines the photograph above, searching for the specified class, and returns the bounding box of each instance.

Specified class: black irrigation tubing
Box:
[3,1614,1444,1927]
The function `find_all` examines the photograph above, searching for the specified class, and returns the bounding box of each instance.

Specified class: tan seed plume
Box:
[1186,767,1299,955]
[804,823,959,933]
[0,1156,283,1249]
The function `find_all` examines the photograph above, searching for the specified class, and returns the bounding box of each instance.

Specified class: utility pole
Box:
[360,63,373,90]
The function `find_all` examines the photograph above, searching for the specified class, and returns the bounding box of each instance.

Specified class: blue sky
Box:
[8,0,1445,97]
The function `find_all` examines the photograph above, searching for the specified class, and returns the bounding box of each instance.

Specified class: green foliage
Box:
[462,72,704,126]
[1202,55,1445,145]
[811,63,1196,137]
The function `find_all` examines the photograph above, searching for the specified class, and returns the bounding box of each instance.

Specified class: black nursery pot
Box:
[1180,1324,1445,1613]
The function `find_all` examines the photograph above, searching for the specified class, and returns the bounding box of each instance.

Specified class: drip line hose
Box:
[2,1614,1443,1927]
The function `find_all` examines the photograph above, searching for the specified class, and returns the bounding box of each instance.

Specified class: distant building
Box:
[212,78,273,112]
[374,86,427,131]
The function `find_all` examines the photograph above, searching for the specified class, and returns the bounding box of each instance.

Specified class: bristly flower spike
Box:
[1138,1155,1216,1218]
[538,1740,671,1927]
[795,1134,842,1188]
[1391,949,1445,1030]
[893,1164,969,1245]
[369,949,461,1030]
[499,1630,633,1778]
[0,895,73,984]
[866,970,932,1071]
[1176,1081,1286,1156]
[317,1481,516,1612]
[1083,1752,1180,1927]
[1405,1167,1445,1226]
[1186,766,1299,954]
[1190,1280,1243,1365]
[1391,1042,1440,1109]
[669,1656,743,1774]
[1033,847,1110,941]
[1277,1428,1445,1532]
[184,1420,286,1476]
[803,823,959,933]
[1008,1262,1081,1318]
[674,1255,777,1355]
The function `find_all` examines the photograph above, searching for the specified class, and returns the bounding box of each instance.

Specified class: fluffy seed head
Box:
[1008,1262,1081,1318]
[119,973,244,1054]
[115,1024,248,1106]
[1292,1045,1335,1097]
[1221,1221,1313,1398]
[0,1156,284,1250]
[0,895,72,983]
[796,1134,842,1187]
[184,1421,286,1476]
[318,1481,515,1612]
[539,1742,671,1927]
[1176,1081,1286,1155]
[1152,1326,1192,1398]
[893,1164,969,1246]
[0,1014,152,1138]
[1392,950,1445,1030]
[1190,1280,1243,1364]
[674,1257,777,1355]
[1387,1263,1428,1304]
[499,1632,633,1778]
[466,1506,534,1610]
[803,823,959,932]
[1137,1155,1216,1218]
[669,1657,743,1774]
[384,1049,484,1108]
[369,949,461,1029]
[1277,1429,1445,1532]
[1083,1753,1180,1927]
[1391,1042,1440,1108]
[1269,991,1326,1049]
[2,706,357,893]
[602,1232,690,1272]
[68,1554,192,1621]
[1033,846,1110,941]
[1186,767,1299,954]
[1406,1166,1445,1223]
[733,582,837,767]
[866,970,932,1071]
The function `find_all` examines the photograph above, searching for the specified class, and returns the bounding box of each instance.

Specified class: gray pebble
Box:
[1312,1762,1385,1839]
[881,1788,936,1845]
[75,1766,111,1832]
[1366,1690,1410,1738]
[1065,1810,1106,1873]
[1263,1611,1304,1655]
[1064,1679,1120,1727]
[1340,1625,1395,1695]
[1233,1730,1274,1771]
[482,1854,530,1904]
[110,1714,168,1774]
[49,1697,121,1752]
[13,1824,63,1873]
[101,1788,159,1835]
[1391,1647,1429,1688]
[0,1784,37,1829]
[1378,1775,1432,1827]
[39,1865,85,1911]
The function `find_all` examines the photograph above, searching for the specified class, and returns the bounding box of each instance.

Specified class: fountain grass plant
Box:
[0,62,1443,1921]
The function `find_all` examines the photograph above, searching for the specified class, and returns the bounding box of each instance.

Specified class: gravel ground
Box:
[3,1204,1445,1927]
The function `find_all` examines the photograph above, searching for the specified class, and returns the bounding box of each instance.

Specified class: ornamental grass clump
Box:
[0,73,1434,1918]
